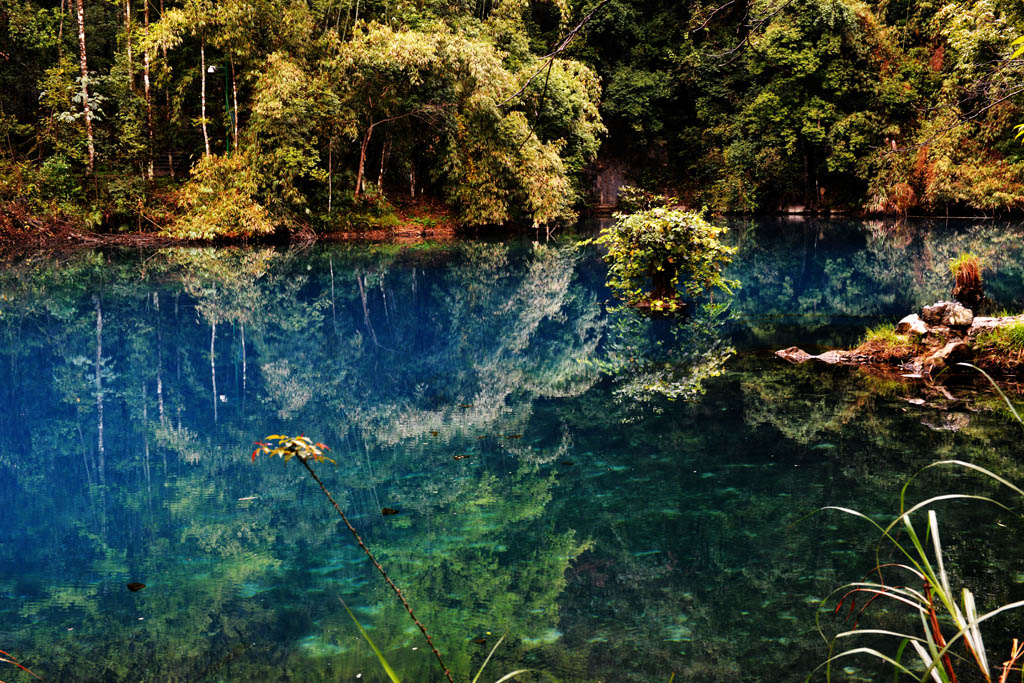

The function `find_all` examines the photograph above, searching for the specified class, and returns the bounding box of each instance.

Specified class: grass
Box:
[863,323,904,347]
[857,323,920,361]
[974,322,1024,356]
[950,252,982,291]
[812,460,1024,683]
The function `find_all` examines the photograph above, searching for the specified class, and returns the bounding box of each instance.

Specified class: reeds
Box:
[812,460,1024,682]
[0,648,44,680]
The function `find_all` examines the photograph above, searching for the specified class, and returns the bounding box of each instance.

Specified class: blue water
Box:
[1,218,1024,681]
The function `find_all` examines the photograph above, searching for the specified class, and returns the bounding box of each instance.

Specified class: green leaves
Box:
[595,206,738,309]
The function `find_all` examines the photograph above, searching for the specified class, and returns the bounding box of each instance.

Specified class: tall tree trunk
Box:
[124,0,133,90]
[143,0,152,178]
[355,122,375,198]
[200,37,210,156]
[75,0,96,174]
[377,134,388,198]
[230,57,238,149]
[160,0,174,177]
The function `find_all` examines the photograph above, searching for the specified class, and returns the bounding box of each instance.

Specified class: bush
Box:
[166,152,276,240]
[593,207,738,312]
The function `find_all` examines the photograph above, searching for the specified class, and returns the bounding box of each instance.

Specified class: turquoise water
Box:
[2,218,1024,681]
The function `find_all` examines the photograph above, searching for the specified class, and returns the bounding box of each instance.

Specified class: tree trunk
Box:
[200,38,210,156]
[143,0,152,178]
[75,0,96,173]
[230,57,239,149]
[355,123,374,198]
[124,0,133,90]
[377,134,388,198]
[160,0,173,177]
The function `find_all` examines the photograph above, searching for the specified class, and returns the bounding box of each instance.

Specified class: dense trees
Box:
[574,0,1024,214]
[0,0,605,235]
[0,0,1023,237]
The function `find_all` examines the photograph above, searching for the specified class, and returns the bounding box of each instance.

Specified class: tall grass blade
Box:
[929,512,952,600]
[910,639,947,683]
[808,647,921,681]
[471,632,508,683]
[339,598,402,683]
[957,363,1023,425]
[0,649,44,681]
[491,670,530,683]
[963,589,990,676]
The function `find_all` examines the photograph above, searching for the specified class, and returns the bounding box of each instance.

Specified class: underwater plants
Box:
[251,434,455,682]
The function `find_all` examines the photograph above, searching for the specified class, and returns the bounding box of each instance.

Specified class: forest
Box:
[1,0,1024,240]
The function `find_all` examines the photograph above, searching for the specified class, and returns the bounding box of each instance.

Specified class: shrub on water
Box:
[589,207,738,312]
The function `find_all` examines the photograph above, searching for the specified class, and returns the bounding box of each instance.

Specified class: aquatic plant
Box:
[588,207,738,312]
[813,459,1024,682]
[0,648,43,680]
[251,434,456,683]
[339,597,527,683]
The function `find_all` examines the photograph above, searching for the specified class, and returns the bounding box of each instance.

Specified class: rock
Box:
[923,341,973,370]
[815,350,846,364]
[921,412,970,432]
[775,347,847,365]
[895,314,928,336]
[925,325,957,343]
[921,301,973,327]
[968,314,1024,338]
[921,302,952,325]
[945,304,974,327]
[776,347,812,364]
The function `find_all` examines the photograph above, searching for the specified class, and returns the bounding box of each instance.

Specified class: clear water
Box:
[2,218,1024,682]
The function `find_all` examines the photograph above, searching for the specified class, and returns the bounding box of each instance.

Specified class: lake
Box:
[2,217,1024,681]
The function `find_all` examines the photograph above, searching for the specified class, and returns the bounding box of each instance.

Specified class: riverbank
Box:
[777,301,1024,376]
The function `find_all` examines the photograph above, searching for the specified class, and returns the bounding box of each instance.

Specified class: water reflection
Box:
[0,221,1023,681]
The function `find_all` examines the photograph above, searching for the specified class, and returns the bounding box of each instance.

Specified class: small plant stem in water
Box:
[296,457,455,683]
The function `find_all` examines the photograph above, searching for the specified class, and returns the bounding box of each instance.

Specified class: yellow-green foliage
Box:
[862,322,903,347]
[166,152,275,240]
[595,208,738,309]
